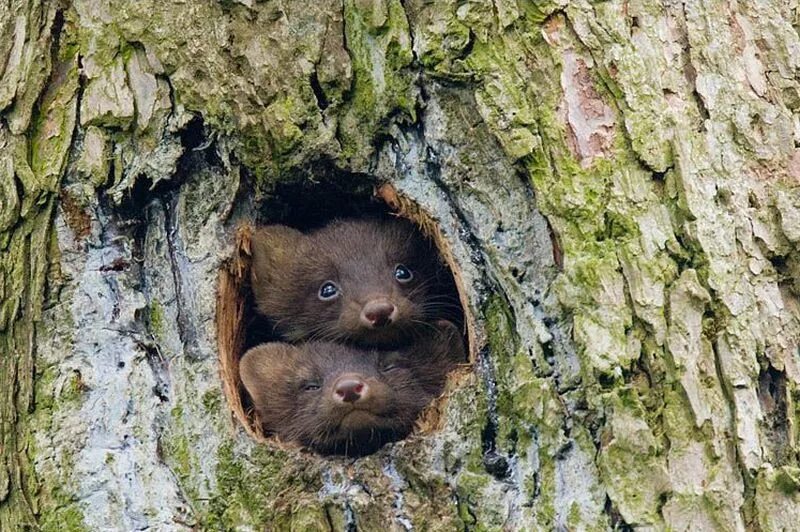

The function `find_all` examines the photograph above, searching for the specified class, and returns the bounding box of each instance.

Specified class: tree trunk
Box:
[3,0,800,529]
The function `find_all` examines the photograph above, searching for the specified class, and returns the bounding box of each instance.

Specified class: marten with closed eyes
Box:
[250,218,460,347]
[239,320,464,455]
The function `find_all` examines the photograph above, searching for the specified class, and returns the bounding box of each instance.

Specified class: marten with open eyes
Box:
[250,218,461,347]
[239,320,464,455]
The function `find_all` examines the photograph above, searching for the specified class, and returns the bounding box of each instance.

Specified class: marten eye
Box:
[394,264,413,283]
[318,281,340,301]
[301,381,321,392]
[381,359,405,372]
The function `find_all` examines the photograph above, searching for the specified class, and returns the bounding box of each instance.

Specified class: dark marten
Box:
[239,320,465,455]
[250,218,461,347]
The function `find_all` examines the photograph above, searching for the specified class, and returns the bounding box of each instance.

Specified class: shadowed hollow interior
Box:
[216,179,475,443]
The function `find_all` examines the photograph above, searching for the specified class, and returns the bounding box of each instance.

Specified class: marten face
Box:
[251,218,456,346]
[239,321,464,455]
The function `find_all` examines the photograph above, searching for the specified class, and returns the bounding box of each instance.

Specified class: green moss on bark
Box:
[337,0,416,164]
[205,441,328,529]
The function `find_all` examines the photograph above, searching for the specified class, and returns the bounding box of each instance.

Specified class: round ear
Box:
[239,342,302,398]
[433,319,466,363]
[250,225,305,314]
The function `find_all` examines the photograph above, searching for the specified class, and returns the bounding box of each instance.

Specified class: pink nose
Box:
[334,378,367,403]
[360,300,396,328]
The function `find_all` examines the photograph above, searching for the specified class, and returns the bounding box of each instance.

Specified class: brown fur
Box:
[250,218,459,346]
[239,320,465,455]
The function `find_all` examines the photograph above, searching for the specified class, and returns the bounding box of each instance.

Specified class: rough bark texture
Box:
[2,0,800,530]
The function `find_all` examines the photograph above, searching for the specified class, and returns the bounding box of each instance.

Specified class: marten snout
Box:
[333,375,368,403]
[360,299,397,328]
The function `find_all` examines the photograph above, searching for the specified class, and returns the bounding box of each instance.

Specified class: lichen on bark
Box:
[2,0,800,530]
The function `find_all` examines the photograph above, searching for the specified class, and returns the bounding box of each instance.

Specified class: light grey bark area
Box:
[2,0,800,530]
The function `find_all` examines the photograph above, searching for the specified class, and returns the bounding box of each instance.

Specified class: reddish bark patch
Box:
[547,220,563,271]
[753,149,800,183]
[559,51,617,167]
[99,257,130,272]
[786,150,800,183]
[545,15,617,167]
[59,190,92,240]
[542,13,565,45]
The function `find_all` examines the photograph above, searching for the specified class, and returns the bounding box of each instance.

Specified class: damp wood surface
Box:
[1,0,800,530]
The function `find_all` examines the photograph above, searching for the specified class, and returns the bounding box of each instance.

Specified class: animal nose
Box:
[361,300,396,328]
[334,377,368,403]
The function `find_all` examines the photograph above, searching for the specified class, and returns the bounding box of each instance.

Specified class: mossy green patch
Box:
[60,371,87,404]
[484,295,563,450]
[597,387,669,524]
[33,366,59,416]
[202,440,326,528]
[338,0,416,163]
[264,95,307,157]
[454,472,492,531]
[202,389,222,415]
[148,299,165,338]
[39,503,88,532]
[27,324,88,531]
[774,466,800,495]
[205,440,261,527]
[161,402,201,507]
[29,420,88,532]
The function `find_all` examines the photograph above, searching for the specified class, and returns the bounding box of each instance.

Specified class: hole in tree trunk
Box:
[216,174,476,448]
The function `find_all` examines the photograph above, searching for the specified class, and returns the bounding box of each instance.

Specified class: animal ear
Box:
[434,319,466,363]
[239,343,301,404]
[250,225,305,314]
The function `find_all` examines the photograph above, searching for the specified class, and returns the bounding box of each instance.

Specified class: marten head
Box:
[250,218,457,346]
[239,321,465,455]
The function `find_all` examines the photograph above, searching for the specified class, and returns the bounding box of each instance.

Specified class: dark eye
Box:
[318,281,340,301]
[381,358,404,372]
[394,264,413,283]
[302,381,321,392]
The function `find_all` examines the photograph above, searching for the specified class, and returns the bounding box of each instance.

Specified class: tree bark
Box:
[2,0,800,530]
